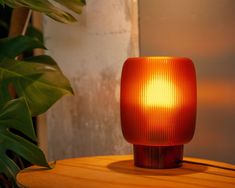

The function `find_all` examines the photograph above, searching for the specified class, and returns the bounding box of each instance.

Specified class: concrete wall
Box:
[139,0,235,164]
[42,0,139,160]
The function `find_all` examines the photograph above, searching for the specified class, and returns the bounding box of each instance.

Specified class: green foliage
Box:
[0,35,45,58]
[2,0,86,23]
[0,98,50,187]
[0,1,86,187]
[0,36,73,116]
[0,35,73,186]
[26,25,44,43]
[54,0,86,14]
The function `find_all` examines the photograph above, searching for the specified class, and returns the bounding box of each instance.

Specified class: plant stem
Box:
[22,10,32,36]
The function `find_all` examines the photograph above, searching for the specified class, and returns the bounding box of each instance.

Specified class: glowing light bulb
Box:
[143,78,177,108]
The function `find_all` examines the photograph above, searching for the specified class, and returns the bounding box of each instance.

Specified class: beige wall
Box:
[42,0,139,160]
[139,0,235,164]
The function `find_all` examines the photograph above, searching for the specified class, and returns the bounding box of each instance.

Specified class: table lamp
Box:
[120,57,196,169]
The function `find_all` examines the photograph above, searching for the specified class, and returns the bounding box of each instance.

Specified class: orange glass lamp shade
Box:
[120,57,197,169]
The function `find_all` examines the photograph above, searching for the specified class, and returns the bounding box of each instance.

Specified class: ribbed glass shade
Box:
[120,57,197,146]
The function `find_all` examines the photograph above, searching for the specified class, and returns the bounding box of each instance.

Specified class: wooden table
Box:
[17,155,235,188]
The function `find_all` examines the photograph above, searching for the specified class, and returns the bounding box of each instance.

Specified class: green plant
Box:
[1,0,86,23]
[0,0,85,187]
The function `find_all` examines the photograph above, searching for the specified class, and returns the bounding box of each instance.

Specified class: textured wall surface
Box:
[43,0,138,160]
[139,0,235,164]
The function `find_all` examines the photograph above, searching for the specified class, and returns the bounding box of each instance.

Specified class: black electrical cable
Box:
[182,160,235,172]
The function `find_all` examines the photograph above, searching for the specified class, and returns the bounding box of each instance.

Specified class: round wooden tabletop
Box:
[17,155,235,188]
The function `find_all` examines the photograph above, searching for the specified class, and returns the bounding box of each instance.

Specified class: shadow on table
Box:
[18,161,56,174]
[107,160,207,176]
[19,166,51,174]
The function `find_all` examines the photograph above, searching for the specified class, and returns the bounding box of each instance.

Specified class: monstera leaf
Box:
[0,35,45,58]
[0,35,73,116]
[2,0,86,23]
[0,97,50,185]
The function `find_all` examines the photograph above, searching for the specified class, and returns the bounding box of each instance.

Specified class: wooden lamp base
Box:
[133,145,184,169]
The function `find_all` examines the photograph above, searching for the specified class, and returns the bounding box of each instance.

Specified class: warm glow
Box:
[142,78,177,108]
[121,57,196,146]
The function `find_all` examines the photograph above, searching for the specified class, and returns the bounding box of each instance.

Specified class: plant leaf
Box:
[46,10,77,24]
[0,98,49,184]
[26,25,44,44]
[4,0,82,23]
[1,0,21,7]
[0,36,73,116]
[0,0,4,6]
[54,0,86,14]
[0,35,45,59]
[0,81,12,109]
[0,55,73,116]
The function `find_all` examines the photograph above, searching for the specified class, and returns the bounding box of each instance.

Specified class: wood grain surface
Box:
[17,155,235,188]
